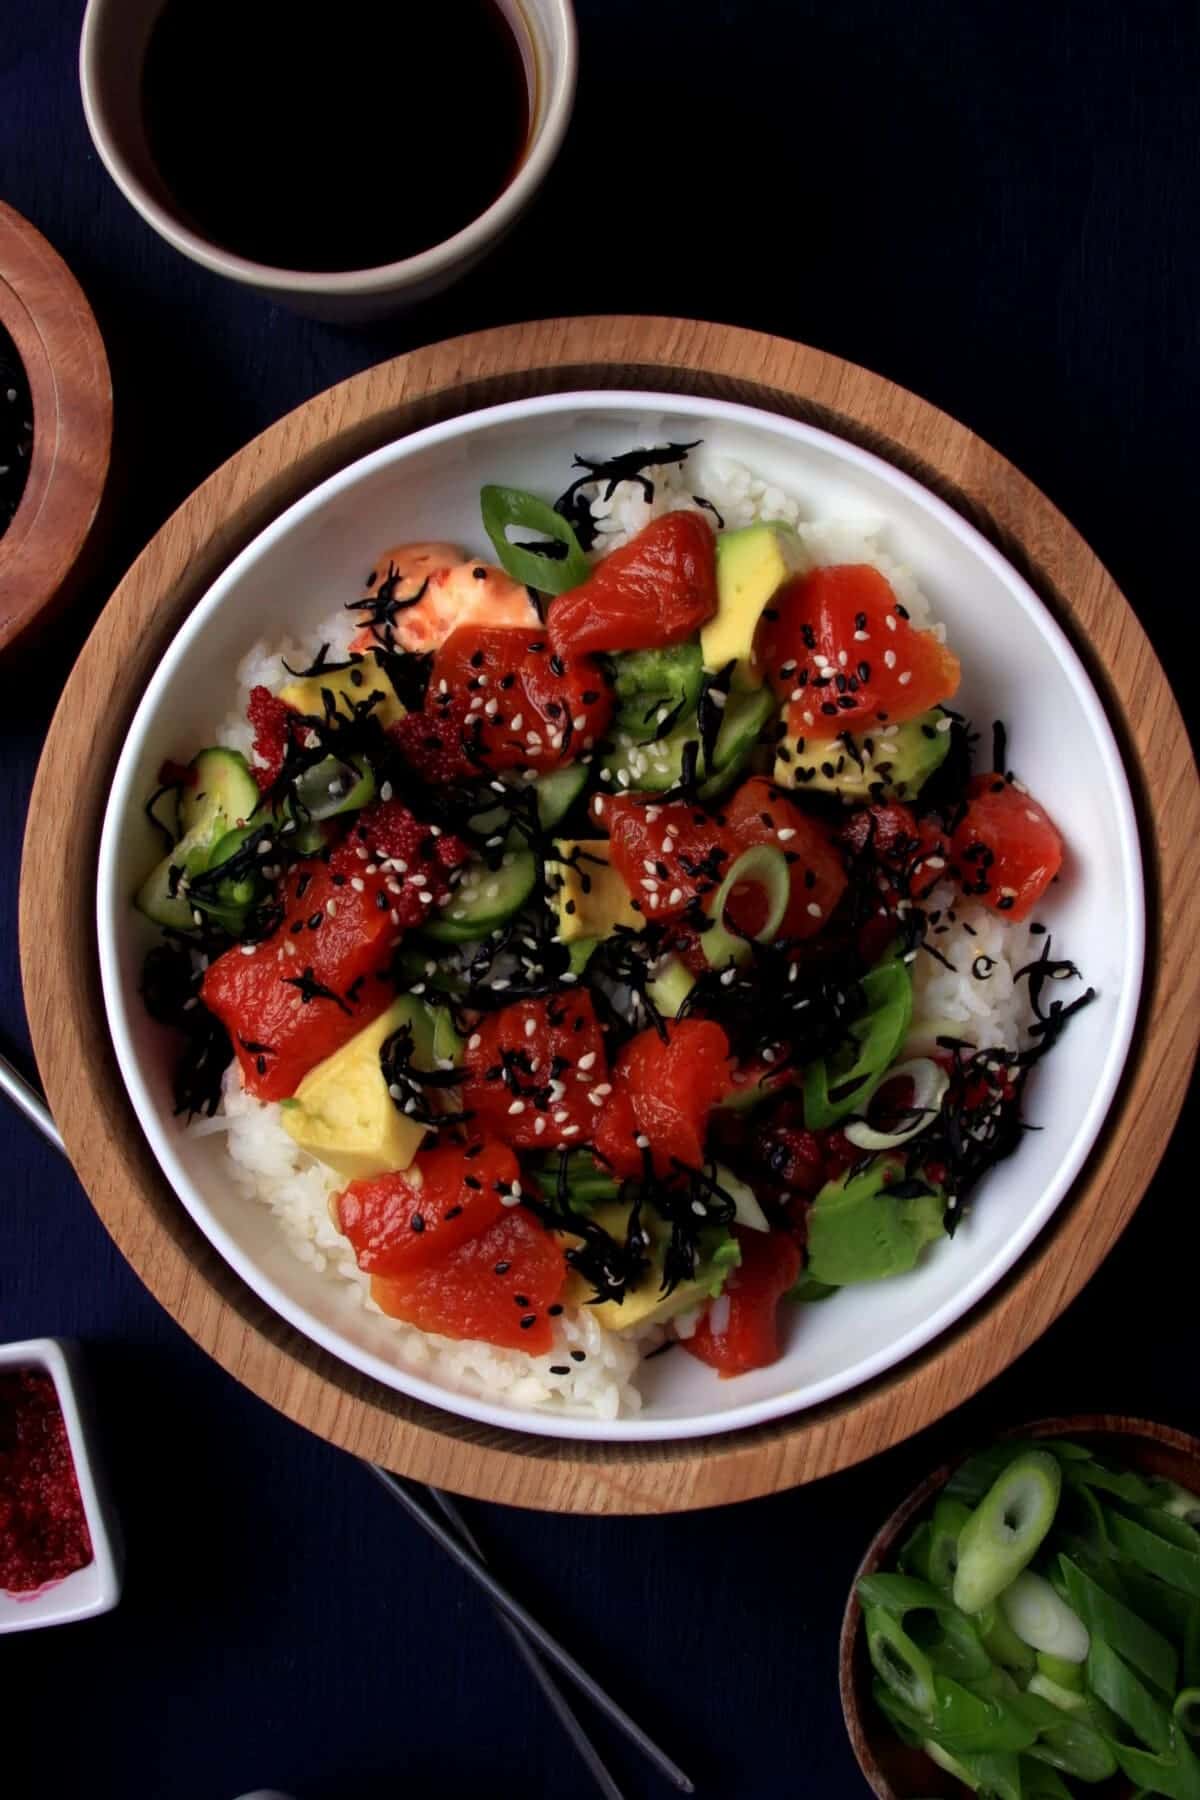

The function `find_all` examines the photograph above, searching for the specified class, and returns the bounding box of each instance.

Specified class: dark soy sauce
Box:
[142,0,530,272]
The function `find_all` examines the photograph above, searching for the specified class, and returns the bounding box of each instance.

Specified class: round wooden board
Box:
[0,201,112,656]
[19,317,1200,1514]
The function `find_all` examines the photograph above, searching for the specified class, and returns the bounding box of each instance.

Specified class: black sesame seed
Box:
[514,1293,530,1307]
[549,1365,571,1375]
[519,1314,537,1330]
[547,1304,564,1316]
[444,1205,464,1220]
[411,1214,425,1233]
[820,702,838,716]
[570,1350,586,1363]
[494,1260,511,1275]
[470,649,485,668]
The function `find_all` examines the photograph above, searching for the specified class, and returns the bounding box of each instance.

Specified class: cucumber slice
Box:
[421,851,537,944]
[601,685,775,797]
[179,747,259,836]
[534,764,588,829]
[135,747,259,929]
[289,753,374,822]
[470,765,589,839]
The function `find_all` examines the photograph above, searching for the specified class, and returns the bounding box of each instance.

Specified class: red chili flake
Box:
[0,1370,93,1594]
[246,685,295,791]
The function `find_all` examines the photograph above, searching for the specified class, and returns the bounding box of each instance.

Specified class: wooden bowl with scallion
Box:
[840,1417,1200,1799]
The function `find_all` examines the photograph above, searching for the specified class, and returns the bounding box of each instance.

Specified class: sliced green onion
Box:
[928,1674,1038,1752]
[701,845,790,968]
[897,1522,936,1583]
[1024,1715,1118,1784]
[1108,1509,1200,1597]
[999,1571,1090,1662]
[1059,1554,1179,1695]
[865,1604,936,1718]
[923,1738,982,1789]
[952,1450,1063,1614]
[290,753,374,822]
[646,955,695,1018]
[1017,1760,1074,1800]
[711,1163,769,1232]
[1152,1479,1200,1530]
[480,484,591,595]
[1095,1655,1173,1760]
[1113,1734,1200,1800]
[1176,1690,1200,1740]
[926,1497,971,1593]
[978,1603,1037,1674]
[804,955,913,1131]
[1026,1672,1089,1714]
[844,1056,948,1150]
[1036,1650,1085,1691]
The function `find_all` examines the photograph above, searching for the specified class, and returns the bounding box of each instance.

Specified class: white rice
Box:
[195,450,1040,1416]
[909,883,1038,1058]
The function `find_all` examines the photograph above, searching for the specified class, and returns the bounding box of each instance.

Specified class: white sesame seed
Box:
[885,615,897,631]
[593,1083,613,1098]
[937,716,953,732]
[837,650,848,667]
[776,827,796,841]
[467,1034,481,1050]
[635,1134,650,1150]
[720,968,736,986]
[417,890,433,904]
[508,1099,526,1116]
[325,899,337,916]
[853,630,870,642]
[884,649,897,669]
[807,901,823,918]
[239,942,256,956]
[789,687,805,704]
[534,1116,546,1136]
[710,689,727,709]
[1026,809,1041,823]
[577,1050,596,1071]
[803,710,815,726]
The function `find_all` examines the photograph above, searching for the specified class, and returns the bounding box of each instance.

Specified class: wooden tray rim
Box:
[19,315,1199,1514]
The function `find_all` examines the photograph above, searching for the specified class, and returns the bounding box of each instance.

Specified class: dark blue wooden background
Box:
[2,3,1196,1795]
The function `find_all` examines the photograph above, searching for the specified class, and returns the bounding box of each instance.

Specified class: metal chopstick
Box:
[390,1477,626,1800]
[368,1467,693,1793]
[0,1049,692,1797]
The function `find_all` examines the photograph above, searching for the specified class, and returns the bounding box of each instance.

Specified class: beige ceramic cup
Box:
[79,0,576,321]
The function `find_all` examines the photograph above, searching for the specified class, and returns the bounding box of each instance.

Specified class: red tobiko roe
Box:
[246,684,295,790]
[0,1369,93,1594]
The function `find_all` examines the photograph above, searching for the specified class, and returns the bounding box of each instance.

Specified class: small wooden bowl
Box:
[839,1415,1200,1798]
[0,202,112,656]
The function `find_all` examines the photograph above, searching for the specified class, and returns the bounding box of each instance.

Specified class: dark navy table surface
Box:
[3,4,1197,1796]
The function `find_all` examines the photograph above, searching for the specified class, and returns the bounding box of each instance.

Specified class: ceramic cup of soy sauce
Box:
[79,0,576,320]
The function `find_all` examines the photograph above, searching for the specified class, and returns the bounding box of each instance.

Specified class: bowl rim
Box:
[838,1413,1200,1799]
[77,0,579,297]
[0,201,112,655]
[0,1337,123,1632]
[94,385,1146,1445]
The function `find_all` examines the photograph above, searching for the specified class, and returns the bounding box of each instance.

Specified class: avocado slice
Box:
[546,839,645,942]
[281,995,460,1180]
[805,1160,945,1286]
[702,524,790,690]
[776,710,952,803]
[567,1201,740,1331]
[278,652,406,730]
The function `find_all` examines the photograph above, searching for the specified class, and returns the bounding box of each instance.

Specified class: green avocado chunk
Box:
[703,524,791,690]
[806,1159,945,1286]
[777,709,952,803]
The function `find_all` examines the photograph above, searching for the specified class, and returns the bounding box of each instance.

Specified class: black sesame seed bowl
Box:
[90,384,1145,1448]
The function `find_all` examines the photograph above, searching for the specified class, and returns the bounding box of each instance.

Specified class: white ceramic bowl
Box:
[96,391,1144,1443]
[0,1339,123,1632]
[79,0,576,321]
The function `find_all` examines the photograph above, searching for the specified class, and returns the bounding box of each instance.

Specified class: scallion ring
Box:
[480,485,591,596]
[952,1449,1062,1614]
[844,1057,950,1150]
[998,1571,1090,1662]
[701,845,790,969]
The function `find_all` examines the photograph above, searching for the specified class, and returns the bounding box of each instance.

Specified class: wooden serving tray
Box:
[19,318,1199,1514]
